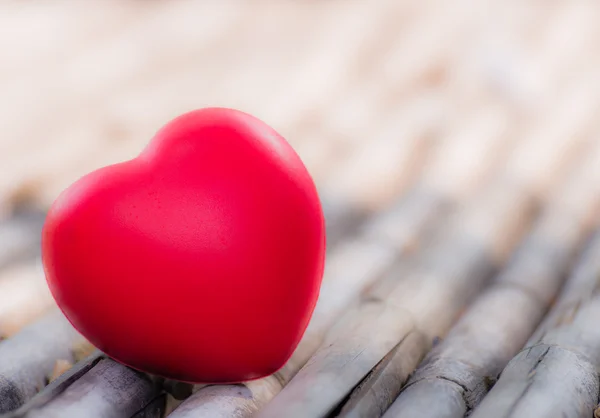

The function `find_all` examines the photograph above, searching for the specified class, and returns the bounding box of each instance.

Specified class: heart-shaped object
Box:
[41,108,326,383]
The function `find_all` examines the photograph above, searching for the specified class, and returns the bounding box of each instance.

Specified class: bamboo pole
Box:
[0,351,105,418]
[381,139,600,418]
[15,358,161,418]
[0,311,86,413]
[258,302,422,418]
[468,228,600,418]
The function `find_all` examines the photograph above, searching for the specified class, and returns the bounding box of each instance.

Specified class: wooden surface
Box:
[2,1,600,417]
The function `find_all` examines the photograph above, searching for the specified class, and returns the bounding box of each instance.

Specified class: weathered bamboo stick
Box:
[258,302,424,418]
[381,139,600,418]
[15,358,161,418]
[334,320,429,418]
[469,228,600,418]
[0,262,55,338]
[167,97,516,417]
[0,351,105,418]
[0,311,86,413]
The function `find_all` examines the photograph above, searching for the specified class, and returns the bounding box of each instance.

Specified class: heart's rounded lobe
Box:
[41,108,326,383]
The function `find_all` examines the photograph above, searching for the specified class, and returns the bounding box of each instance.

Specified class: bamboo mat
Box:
[2,1,600,417]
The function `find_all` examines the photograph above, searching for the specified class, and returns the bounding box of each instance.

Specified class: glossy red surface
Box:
[41,108,326,383]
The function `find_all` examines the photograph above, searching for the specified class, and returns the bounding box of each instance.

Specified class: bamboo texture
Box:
[383,139,600,418]
[470,229,600,418]
[0,311,85,413]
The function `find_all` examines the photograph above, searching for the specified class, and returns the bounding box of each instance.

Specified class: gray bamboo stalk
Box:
[261,301,418,418]
[0,351,105,418]
[17,358,161,418]
[260,301,428,418]
[381,140,600,418]
[469,231,600,417]
[0,310,85,413]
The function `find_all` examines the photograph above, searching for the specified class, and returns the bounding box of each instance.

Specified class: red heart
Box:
[41,108,326,383]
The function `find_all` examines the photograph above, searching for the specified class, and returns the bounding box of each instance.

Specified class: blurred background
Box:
[2,0,600,329]
[1,0,599,215]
